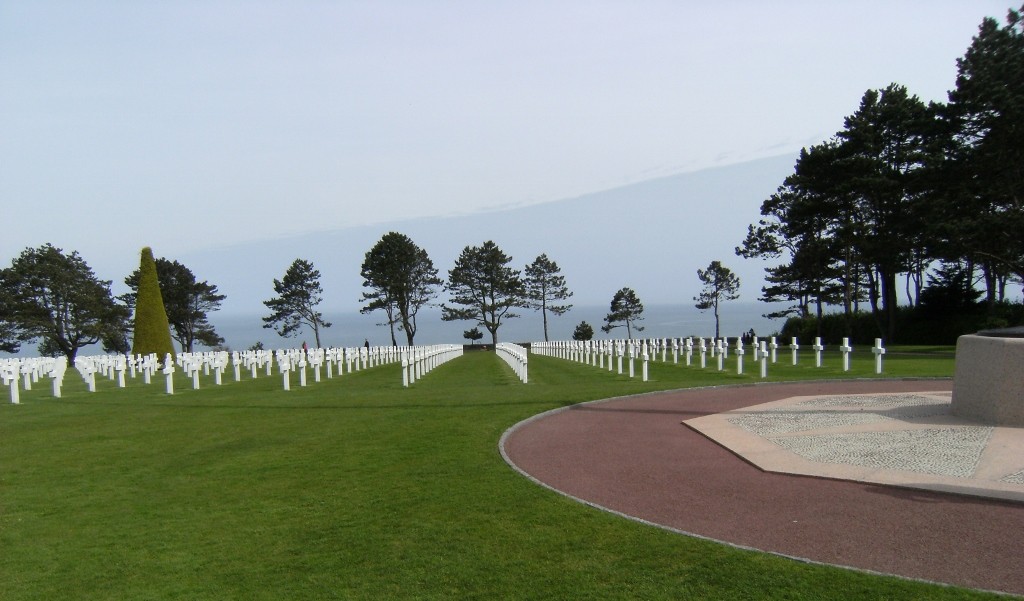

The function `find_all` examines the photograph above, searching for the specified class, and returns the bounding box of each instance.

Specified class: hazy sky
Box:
[0,1,1010,279]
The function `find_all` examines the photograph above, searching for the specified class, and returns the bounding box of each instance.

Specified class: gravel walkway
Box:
[501,380,1024,596]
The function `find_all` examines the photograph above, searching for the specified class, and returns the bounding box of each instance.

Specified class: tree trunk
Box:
[880,267,898,343]
[982,262,997,309]
[815,295,824,339]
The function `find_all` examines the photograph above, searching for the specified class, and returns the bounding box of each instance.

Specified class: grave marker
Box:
[872,338,886,374]
[735,338,745,375]
[163,354,175,395]
[840,337,853,371]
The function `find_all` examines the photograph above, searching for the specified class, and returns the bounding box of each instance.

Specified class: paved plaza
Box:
[502,379,1024,596]
[686,391,1024,503]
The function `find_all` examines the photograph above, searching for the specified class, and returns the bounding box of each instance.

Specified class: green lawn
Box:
[2,347,988,600]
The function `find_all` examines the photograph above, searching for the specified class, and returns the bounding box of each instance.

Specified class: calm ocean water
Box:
[210,302,790,350]
[2,302,791,357]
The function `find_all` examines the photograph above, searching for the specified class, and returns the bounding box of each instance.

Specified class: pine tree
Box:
[524,253,573,342]
[601,287,645,339]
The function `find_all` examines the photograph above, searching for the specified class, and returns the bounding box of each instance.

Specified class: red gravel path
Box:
[501,380,1024,596]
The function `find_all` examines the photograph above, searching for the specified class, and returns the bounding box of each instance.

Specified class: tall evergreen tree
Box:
[123,257,226,352]
[523,253,573,342]
[833,84,934,341]
[694,261,740,339]
[943,5,1024,285]
[737,142,855,335]
[131,247,176,361]
[263,259,332,348]
[441,241,524,346]
[359,232,442,346]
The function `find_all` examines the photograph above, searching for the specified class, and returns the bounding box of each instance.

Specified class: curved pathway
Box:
[501,380,1024,596]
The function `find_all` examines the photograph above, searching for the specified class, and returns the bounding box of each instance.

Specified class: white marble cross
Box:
[813,337,825,367]
[735,337,745,375]
[162,354,175,395]
[840,337,853,371]
[872,338,886,374]
[3,365,18,404]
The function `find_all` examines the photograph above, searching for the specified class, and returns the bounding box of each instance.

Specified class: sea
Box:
[212,302,793,350]
[2,302,791,358]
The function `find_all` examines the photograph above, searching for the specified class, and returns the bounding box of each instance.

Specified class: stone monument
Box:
[951,326,1024,426]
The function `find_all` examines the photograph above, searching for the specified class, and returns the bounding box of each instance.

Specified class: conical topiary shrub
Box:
[131,247,175,362]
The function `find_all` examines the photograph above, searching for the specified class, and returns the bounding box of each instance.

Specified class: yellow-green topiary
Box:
[131,247,175,362]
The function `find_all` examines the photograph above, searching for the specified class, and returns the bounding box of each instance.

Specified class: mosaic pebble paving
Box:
[795,393,941,408]
[1002,470,1024,484]
[769,427,993,478]
[729,394,953,436]
[725,394,1014,480]
[728,411,886,436]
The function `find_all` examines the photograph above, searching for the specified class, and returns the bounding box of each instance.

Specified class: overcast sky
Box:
[0,1,1010,280]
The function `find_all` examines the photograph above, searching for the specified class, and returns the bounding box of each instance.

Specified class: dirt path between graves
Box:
[500,380,1024,597]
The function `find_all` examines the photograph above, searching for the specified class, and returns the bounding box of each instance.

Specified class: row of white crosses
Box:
[400,345,463,387]
[531,339,661,381]
[2,356,69,403]
[6,343,415,400]
[532,335,887,378]
[495,343,528,383]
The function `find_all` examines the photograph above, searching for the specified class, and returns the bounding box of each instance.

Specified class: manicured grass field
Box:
[3,346,991,599]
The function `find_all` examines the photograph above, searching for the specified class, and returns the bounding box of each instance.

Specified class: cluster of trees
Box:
[0,235,746,360]
[737,7,1023,342]
[0,244,227,362]
[376,236,574,346]
[259,235,579,348]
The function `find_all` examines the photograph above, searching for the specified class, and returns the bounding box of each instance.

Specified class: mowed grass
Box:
[2,346,989,600]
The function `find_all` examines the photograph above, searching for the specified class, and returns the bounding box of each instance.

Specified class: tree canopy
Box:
[695,261,740,339]
[123,256,226,353]
[942,5,1024,286]
[736,7,1024,341]
[463,327,483,345]
[359,232,442,346]
[601,287,645,339]
[128,247,176,360]
[572,321,594,341]
[1,243,129,362]
[441,241,524,346]
[263,259,332,348]
[523,253,573,342]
